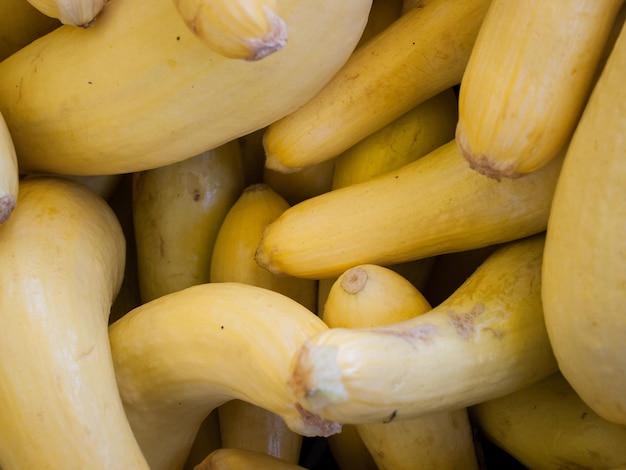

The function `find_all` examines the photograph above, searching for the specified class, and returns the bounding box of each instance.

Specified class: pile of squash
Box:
[1,0,625,469]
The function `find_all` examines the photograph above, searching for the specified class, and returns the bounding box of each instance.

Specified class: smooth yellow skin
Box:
[470,372,626,469]
[323,264,478,470]
[0,0,59,61]
[263,0,490,172]
[0,112,18,224]
[456,0,624,179]
[256,139,562,280]
[0,176,148,469]
[288,235,558,424]
[211,183,316,464]
[211,183,316,312]
[0,0,372,176]
[109,282,338,470]
[320,88,455,312]
[194,448,306,470]
[317,273,378,470]
[267,0,406,212]
[133,141,244,302]
[542,22,626,425]
[322,264,431,328]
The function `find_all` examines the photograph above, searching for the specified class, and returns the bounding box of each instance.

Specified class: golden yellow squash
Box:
[470,372,626,469]
[323,264,479,470]
[456,0,624,179]
[256,139,562,280]
[263,0,490,173]
[0,0,372,176]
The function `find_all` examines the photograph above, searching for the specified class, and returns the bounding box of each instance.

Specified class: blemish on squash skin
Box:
[447,303,485,339]
[382,409,397,423]
[373,324,438,342]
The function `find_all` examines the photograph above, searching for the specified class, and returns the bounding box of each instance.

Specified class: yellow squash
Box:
[0,0,372,175]
[456,0,624,179]
[133,141,244,302]
[256,139,562,280]
[263,0,491,172]
[0,176,148,469]
[323,264,479,470]
[261,0,407,205]
[210,183,317,464]
[288,235,558,424]
[317,90,459,306]
[470,372,626,469]
[542,19,626,425]
[109,282,339,470]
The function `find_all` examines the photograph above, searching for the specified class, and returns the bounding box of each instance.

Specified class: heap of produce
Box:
[0,0,624,469]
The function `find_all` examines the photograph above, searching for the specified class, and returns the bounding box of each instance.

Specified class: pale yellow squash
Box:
[542,19,626,425]
[0,176,148,469]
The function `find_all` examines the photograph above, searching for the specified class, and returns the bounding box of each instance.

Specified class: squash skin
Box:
[0,0,372,176]
[288,235,558,424]
[256,139,562,280]
[263,0,490,172]
[470,372,626,469]
[456,0,624,179]
[0,176,148,469]
[211,183,316,464]
[109,282,338,470]
[132,141,245,303]
[323,264,479,470]
[541,20,626,425]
